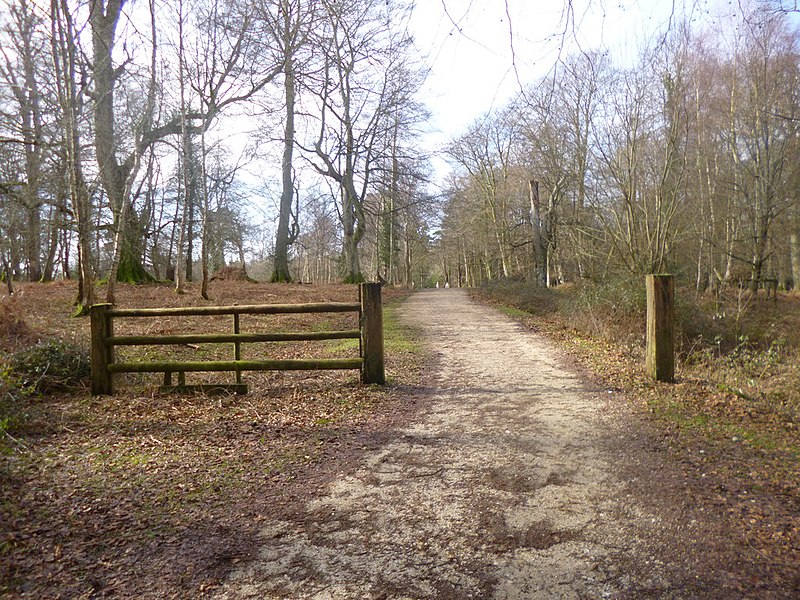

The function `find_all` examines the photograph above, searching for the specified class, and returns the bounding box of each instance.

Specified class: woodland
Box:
[1,0,800,595]
[0,1,799,295]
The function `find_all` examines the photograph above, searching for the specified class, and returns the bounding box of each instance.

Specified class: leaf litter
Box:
[1,281,418,598]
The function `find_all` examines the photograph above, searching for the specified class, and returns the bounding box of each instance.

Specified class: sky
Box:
[229,0,796,240]
[407,0,734,186]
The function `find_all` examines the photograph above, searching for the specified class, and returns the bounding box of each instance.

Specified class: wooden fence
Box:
[90,282,384,395]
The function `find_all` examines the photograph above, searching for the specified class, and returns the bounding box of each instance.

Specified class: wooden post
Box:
[360,282,385,385]
[233,312,242,385]
[646,274,674,383]
[90,303,114,395]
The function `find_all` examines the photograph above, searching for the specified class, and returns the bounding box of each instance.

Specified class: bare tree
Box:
[89,0,160,302]
[725,10,799,286]
[256,0,318,282]
[593,41,690,277]
[304,0,416,283]
[446,108,521,279]
[50,0,95,312]
[0,0,49,281]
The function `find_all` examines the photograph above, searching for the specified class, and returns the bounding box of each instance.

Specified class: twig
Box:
[1,427,29,451]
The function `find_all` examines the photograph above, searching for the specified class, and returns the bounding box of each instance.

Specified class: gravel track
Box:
[214,289,741,599]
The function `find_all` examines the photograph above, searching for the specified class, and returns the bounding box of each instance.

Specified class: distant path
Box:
[214,289,734,599]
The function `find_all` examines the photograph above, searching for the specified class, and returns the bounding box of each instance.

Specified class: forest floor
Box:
[2,283,798,598]
[0,280,419,598]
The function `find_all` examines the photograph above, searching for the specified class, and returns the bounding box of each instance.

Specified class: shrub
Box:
[2,338,91,396]
[481,278,558,316]
[559,276,647,345]
[0,384,29,449]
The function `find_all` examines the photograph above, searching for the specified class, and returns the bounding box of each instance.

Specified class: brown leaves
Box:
[1,281,419,598]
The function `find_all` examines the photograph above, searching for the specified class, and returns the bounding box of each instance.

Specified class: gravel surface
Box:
[213,289,757,599]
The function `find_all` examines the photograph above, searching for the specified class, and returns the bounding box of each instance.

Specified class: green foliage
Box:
[383,303,422,355]
[481,278,558,317]
[2,338,90,396]
[1,410,19,450]
[721,336,785,376]
[71,303,91,317]
[0,338,89,447]
[0,377,31,452]
[117,247,157,284]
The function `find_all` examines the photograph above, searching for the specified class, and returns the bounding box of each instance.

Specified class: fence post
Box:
[646,274,674,383]
[360,282,385,385]
[90,303,114,395]
[233,311,242,385]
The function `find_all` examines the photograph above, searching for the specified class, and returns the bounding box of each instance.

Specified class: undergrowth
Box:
[1,298,91,450]
[477,277,800,424]
[3,339,91,396]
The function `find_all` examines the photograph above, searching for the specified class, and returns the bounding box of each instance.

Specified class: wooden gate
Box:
[90,283,384,395]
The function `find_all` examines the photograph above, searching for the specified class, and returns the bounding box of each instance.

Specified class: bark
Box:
[530,180,547,286]
[186,193,194,282]
[2,254,14,295]
[341,185,364,283]
[42,205,62,281]
[174,4,189,295]
[51,0,94,313]
[89,0,157,302]
[791,231,800,290]
[5,0,46,280]
[199,133,210,300]
[272,49,298,283]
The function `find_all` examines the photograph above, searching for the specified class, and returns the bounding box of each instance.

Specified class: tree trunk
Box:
[790,231,800,291]
[340,173,365,283]
[530,180,547,286]
[174,185,189,294]
[186,197,194,281]
[42,205,62,281]
[341,192,363,283]
[52,0,94,313]
[199,133,210,300]
[175,8,190,294]
[8,0,45,282]
[90,0,156,303]
[272,53,297,283]
[115,206,155,284]
[25,204,42,281]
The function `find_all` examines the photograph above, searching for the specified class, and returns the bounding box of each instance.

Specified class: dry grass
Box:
[1,280,420,599]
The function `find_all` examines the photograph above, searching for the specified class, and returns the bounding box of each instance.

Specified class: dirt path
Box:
[213,289,743,599]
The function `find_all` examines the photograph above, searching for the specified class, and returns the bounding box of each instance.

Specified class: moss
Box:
[117,246,157,284]
[270,270,292,283]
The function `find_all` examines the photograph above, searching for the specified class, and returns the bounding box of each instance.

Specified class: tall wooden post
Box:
[90,303,114,395]
[646,274,674,383]
[233,312,242,385]
[360,282,385,385]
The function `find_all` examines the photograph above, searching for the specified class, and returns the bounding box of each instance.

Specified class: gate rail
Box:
[90,282,384,395]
